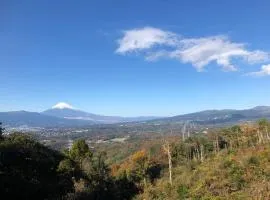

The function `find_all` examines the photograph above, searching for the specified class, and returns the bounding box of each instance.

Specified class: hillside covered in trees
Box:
[1,120,270,199]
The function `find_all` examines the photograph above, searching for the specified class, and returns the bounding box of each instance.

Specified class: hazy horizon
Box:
[1,102,270,118]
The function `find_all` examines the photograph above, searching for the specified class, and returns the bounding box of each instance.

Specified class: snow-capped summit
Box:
[52,102,74,109]
[42,102,160,123]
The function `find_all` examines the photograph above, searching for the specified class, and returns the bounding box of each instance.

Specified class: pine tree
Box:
[0,122,4,139]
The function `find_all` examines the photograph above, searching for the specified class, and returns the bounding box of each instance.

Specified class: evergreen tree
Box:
[0,122,4,139]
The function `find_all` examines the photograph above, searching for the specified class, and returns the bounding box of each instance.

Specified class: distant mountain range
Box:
[0,111,94,128]
[154,106,270,125]
[0,103,160,127]
[0,103,270,128]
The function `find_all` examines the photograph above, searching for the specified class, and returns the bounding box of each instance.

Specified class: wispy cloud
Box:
[116,27,179,54]
[116,27,270,72]
[246,64,270,77]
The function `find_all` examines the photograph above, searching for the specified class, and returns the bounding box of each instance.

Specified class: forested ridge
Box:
[1,119,270,199]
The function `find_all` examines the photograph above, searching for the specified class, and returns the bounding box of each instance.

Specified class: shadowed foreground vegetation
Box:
[1,119,270,199]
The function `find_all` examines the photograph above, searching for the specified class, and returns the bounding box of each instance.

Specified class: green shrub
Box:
[177,184,189,199]
[248,156,260,166]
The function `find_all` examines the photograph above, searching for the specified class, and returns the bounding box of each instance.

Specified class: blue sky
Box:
[1,0,270,116]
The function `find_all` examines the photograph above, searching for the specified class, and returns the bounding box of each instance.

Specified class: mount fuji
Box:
[42,102,160,123]
[0,102,159,128]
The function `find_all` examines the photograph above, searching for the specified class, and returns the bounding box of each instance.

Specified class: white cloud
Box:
[246,64,270,77]
[244,50,270,63]
[116,27,178,54]
[169,36,245,71]
[116,27,270,72]
[52,102,74,109]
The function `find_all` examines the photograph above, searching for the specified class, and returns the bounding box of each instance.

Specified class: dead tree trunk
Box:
[200,144,204,162]
[257,130,261,144]
[265,127,270,140]
[182,124,186,141]
[213,140,216,154]
[163,141,172,186]
[214,135,219,153]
